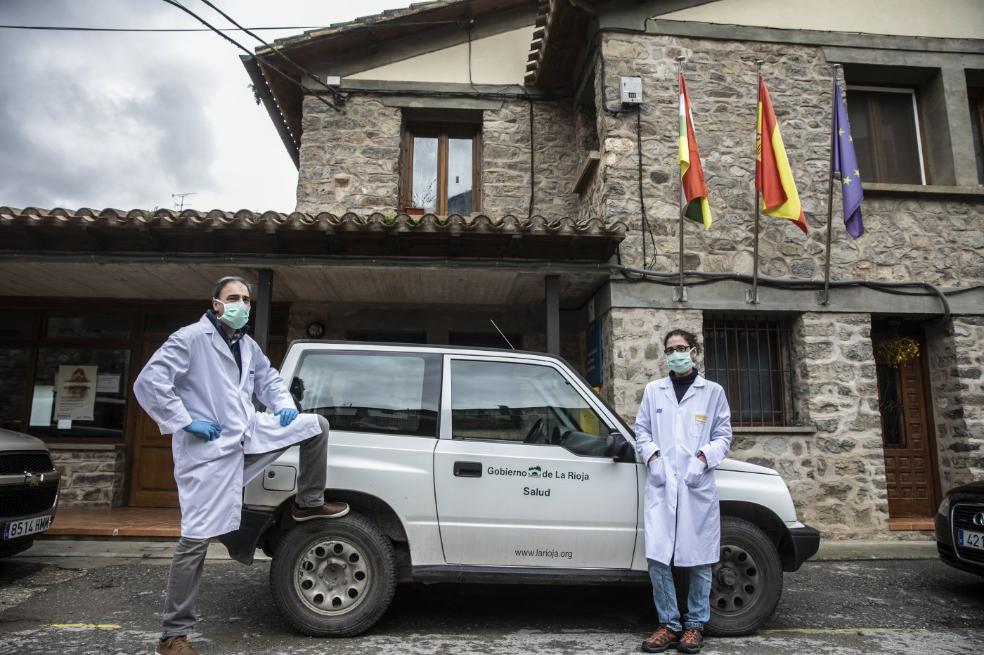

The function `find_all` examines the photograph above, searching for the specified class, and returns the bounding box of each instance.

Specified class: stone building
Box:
[1,0,982,539]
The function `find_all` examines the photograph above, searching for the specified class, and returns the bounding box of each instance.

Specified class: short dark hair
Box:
[212,276,252,301]
[663,329,700,354]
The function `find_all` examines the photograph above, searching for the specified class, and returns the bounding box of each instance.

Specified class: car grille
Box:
[952,503,984,565]
[0,480,58,517]
[0,452,55,475]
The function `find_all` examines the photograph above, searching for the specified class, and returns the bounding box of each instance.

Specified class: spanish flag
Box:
[678,73,712,229]
[755,77,808,234]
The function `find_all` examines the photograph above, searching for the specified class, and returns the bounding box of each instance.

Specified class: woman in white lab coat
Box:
[635,329,732,654]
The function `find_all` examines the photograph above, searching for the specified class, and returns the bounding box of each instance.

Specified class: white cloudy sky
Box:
[0,0,414,212]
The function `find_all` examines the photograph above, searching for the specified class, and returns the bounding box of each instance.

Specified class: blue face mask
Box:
[666,350,695,374]
[215,299,249,330]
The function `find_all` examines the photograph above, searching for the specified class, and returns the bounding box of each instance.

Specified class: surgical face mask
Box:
[666,349,695,374]
[215,299,249,330]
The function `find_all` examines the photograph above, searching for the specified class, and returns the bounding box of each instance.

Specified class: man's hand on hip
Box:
[185,420,221,442]
[275,408,299,426]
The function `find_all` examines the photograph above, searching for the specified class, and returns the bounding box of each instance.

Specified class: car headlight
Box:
[937,495,950,518]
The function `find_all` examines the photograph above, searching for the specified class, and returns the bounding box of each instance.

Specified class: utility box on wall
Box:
[620,76,642,105]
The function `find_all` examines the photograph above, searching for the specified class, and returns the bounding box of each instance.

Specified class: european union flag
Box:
[832,82,864,238]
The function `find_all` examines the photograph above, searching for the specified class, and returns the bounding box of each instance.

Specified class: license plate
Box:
[957,528,984,552]
[2,515,53,540]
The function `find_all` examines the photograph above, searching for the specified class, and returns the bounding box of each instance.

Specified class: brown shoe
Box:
[291,501,350,521]
[641,625,680,653]
[677,628,704,653]
[156,635,198,655]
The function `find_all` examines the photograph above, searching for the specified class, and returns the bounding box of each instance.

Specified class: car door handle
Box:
[453,461,483,478]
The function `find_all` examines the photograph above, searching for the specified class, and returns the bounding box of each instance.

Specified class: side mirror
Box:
[605,431,635,463]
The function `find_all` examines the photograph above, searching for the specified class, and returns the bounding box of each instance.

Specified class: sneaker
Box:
[677,628,704,653]
[641,625,681,653]
[291,501,350,521]
[155,635,198,655]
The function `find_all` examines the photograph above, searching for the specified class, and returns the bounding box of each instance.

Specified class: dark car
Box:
[936,481,984,576]
[0,428,61,557]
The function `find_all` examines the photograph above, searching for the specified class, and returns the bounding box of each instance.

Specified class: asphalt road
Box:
[1,546,982,655]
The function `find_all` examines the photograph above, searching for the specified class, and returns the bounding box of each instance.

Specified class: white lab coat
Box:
[133,314,320,539]
[634,374,733,567]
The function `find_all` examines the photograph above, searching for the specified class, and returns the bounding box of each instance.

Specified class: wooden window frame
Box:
[847,84,927,184]
[401,122,482,215]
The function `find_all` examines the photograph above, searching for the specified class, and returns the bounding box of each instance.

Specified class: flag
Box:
[832,81,864,238]
[755,76,808,234]
[678,73,712,229]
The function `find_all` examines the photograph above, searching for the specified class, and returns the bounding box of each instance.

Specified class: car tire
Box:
[705,516,783,637]
[269,512,397,637]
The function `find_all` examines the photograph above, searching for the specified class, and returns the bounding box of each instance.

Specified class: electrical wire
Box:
[157,0,341,113]
[528,97,536,219]
[0,24,326,32]
[196,0,345,106]
[635,110,658,270]
[0,20,469,32]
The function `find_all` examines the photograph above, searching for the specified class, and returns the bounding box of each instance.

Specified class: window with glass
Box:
[291,351,441,438]
[846,85,926,184]
[450,360,611,457]
[28,348,130,439]
[703,315,794,427]
[402,122,481,215]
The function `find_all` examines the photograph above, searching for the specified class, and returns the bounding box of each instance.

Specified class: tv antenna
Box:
[172,192,197,211]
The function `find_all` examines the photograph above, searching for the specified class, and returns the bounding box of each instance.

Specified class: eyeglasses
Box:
[664,345,694,355]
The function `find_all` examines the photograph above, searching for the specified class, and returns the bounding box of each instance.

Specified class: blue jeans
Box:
[647,559,713,632]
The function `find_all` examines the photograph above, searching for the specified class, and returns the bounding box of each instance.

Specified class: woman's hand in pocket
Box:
[683,456,707,488]
[648,454,666,487]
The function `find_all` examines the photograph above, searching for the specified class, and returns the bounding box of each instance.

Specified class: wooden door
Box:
[128,336,178,507]
[873,325,939,518]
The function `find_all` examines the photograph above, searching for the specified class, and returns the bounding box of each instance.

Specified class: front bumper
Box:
[787,524,821,571]
[935,510,984,577]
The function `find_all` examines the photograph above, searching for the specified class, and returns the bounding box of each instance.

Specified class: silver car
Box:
[0,428,60,557]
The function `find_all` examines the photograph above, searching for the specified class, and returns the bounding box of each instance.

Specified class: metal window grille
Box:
[702,315,794,427]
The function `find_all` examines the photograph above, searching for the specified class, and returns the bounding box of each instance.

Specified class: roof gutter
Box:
[241,54,300,169]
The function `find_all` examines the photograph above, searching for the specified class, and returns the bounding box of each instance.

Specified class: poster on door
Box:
[54,365,98,421]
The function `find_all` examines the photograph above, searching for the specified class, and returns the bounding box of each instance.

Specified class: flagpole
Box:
[821,64,842,306]
[747,59,764,305]
[675,55,687,303]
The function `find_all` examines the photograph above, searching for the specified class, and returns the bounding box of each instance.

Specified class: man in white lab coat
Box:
[134,276,349,655]
[634,329,733,654]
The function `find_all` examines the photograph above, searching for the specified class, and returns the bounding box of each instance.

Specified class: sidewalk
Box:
[28,536,937,562]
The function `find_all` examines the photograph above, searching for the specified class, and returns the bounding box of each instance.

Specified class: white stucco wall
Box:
[346,25,535,85]
[660,0,984,39]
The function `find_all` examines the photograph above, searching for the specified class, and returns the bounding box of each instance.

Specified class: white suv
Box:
[219,342,819,638]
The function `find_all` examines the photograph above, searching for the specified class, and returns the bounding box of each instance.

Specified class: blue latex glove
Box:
[275,408,299,427]
[184,420,221,442]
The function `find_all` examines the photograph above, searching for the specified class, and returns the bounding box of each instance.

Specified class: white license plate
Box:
[2,515,53,540]
[958,528,984,552]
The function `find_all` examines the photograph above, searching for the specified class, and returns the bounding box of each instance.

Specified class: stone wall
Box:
[926,317,984,490]
[296,95,402,215]
[51,446,126,507]
[728,313,891,538]
[602,306,893,538]
[482,100,580,218]
[605,307,703,421]
[296,95,580,218]
[595,33,984,286]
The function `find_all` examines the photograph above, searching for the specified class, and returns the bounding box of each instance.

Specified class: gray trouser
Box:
[161,414,329,638]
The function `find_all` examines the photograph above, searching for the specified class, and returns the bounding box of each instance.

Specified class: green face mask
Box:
[215,300,249,330]
[666,350,695,374]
